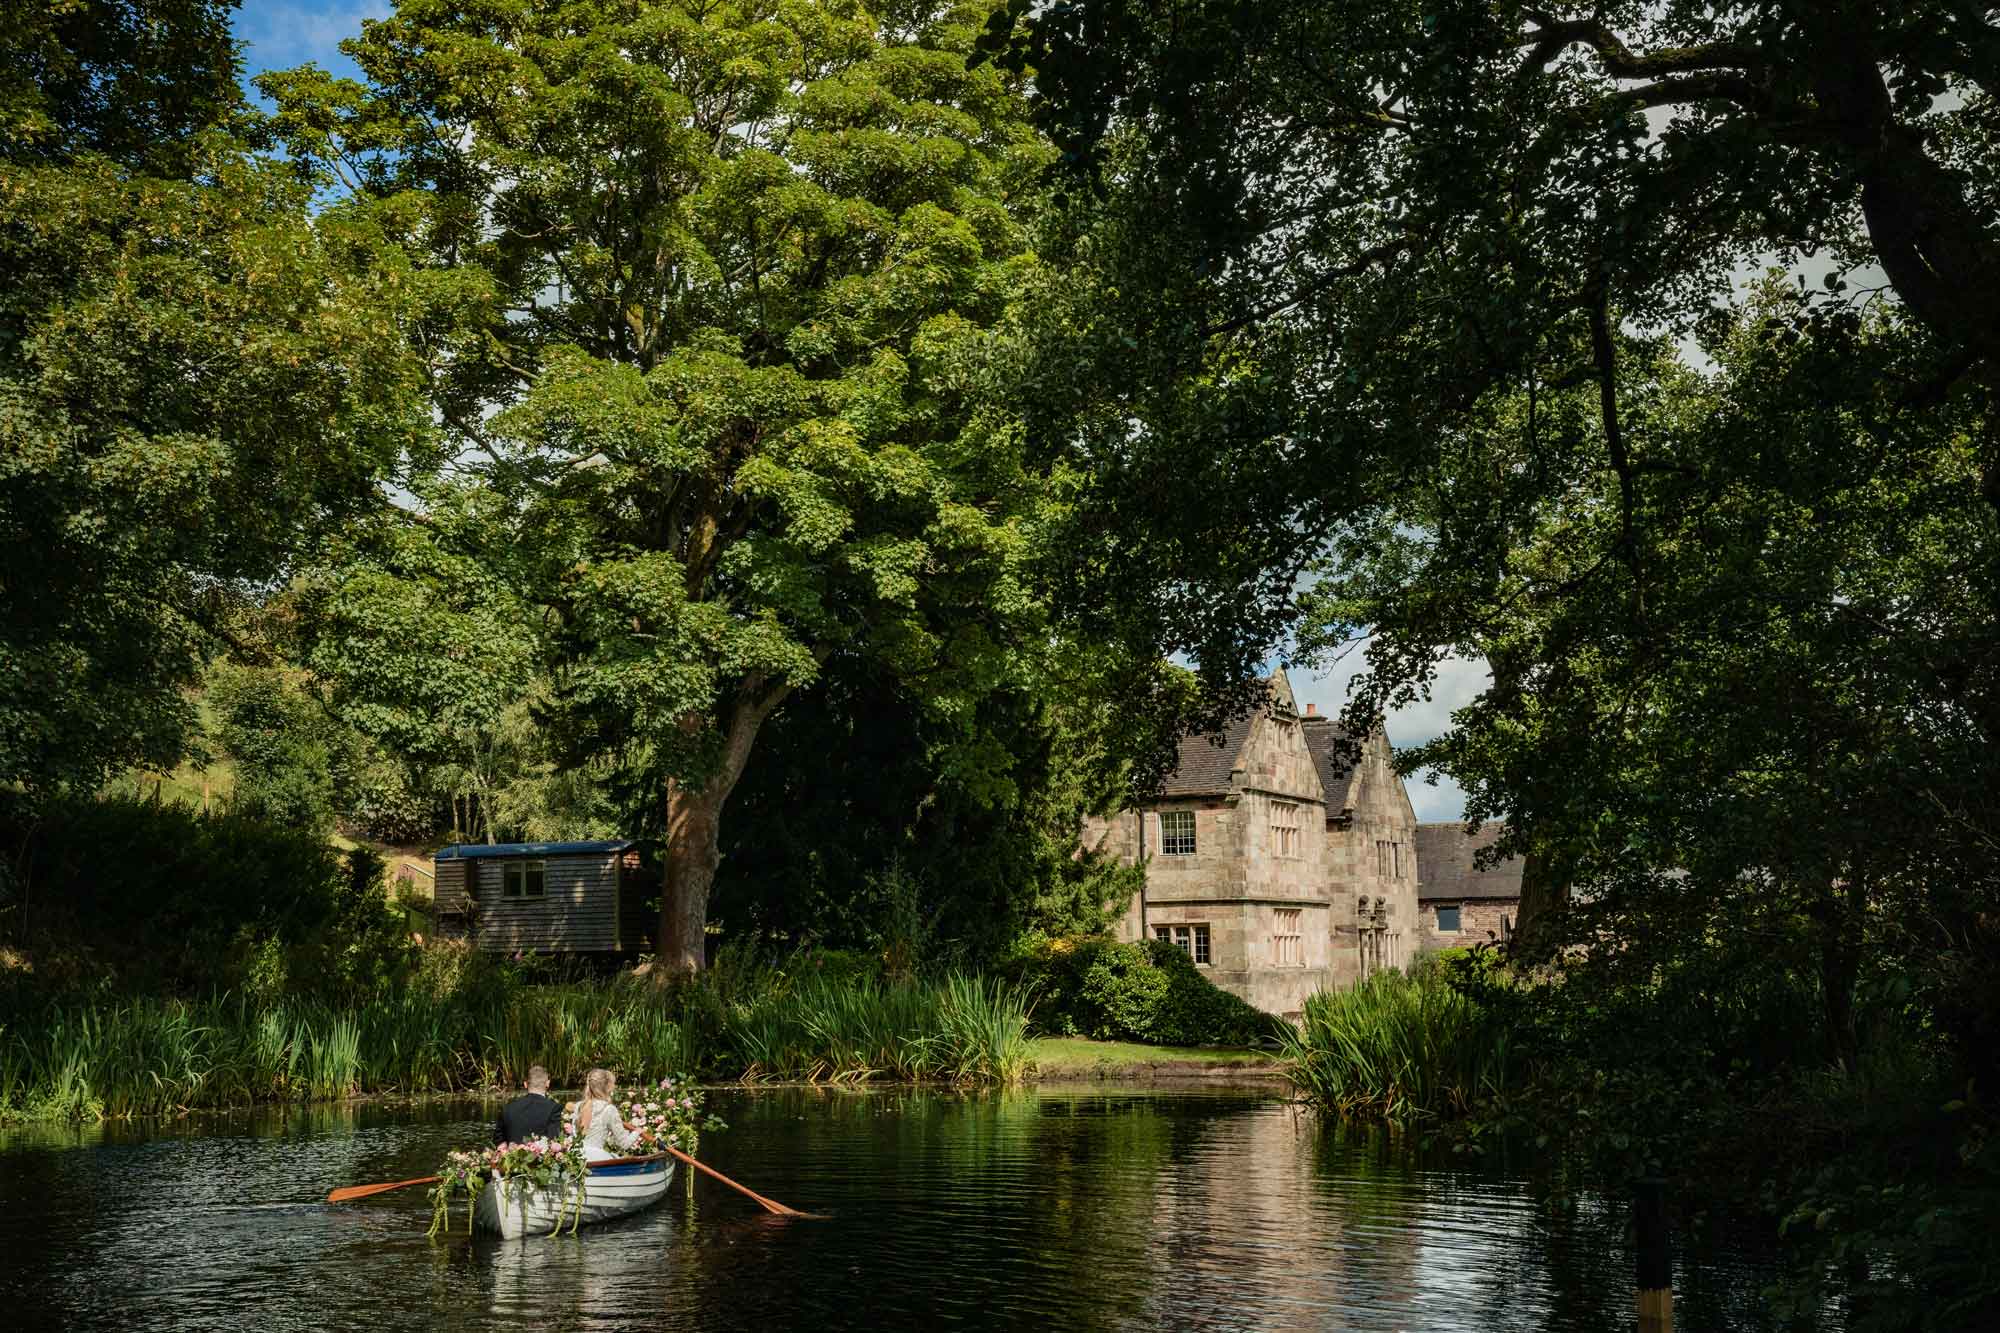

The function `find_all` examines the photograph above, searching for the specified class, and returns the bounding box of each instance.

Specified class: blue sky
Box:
[234,1,386,87]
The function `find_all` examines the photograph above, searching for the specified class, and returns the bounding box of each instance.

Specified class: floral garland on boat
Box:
[426,1136,589,1238]
[610,1075,718,1156]
[561,1074,721,1157]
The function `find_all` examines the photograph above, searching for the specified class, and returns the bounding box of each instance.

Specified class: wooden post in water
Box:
[1635,1176,1672,1331]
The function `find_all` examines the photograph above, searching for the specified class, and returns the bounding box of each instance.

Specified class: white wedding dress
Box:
[571,1097,640,1162]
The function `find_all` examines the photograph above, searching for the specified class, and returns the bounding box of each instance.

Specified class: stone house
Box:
[1413,821,1523,950]
[1081,670,1419,1018]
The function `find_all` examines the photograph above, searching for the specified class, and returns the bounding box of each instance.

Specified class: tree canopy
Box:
[978,0,2000,674]
[265,0,1077,969]
[0,0,426,795]
[974,0,2000,1061]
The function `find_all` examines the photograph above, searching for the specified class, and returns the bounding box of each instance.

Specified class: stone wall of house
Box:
[1417,897,1516,952]
[1088,710,1334,1018]
[1320,730,1419,988]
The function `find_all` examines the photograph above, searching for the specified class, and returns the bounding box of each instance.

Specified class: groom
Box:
[495,1065,564,1144]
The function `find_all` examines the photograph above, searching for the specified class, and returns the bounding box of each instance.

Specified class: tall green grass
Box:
[1280,962,1512,1122]
[0,961,1036,1122]
[727,973,1033,1084]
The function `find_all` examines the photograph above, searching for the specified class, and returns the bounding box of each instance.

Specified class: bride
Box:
[569,1067,640,1162]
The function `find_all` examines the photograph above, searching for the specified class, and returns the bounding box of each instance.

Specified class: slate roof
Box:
[1300,715,1361,810]
[1414,822,1523,901]
[1158,713,1259,797]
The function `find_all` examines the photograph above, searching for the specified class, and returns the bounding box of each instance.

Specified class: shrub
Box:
[0,795,403,1000]
[349,767,438,843]
[1280,958,1509,1122]
[1079,942,1172,1037]
[1005,934,1285,1047]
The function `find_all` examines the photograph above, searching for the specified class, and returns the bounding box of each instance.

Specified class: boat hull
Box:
[473,1158,675,1238]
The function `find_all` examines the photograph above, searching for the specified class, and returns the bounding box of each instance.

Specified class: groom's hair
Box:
[525,1065,551,1091]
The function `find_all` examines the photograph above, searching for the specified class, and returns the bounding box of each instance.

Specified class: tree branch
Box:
[1200,237,1409,338]
[1521,15,1770,80]
[1588,289,1643,618]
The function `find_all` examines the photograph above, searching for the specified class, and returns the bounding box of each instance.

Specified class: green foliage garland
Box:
[427,1137,589,1239]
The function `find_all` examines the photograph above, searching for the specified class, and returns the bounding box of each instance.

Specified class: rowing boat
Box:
[473,1154,676,1238]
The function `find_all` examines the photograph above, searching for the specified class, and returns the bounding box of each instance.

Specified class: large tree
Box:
[267,0,1061,970]
[0,0,425,794]
[1308,293,1997,1065]
[975,0,2000,669]
[969,1,2000,1054]
[973,5,2000,816]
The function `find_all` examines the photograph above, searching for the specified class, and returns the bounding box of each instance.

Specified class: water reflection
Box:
[0,1086,1817,1332]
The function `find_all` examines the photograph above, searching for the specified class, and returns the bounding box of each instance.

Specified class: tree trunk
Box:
[1512,837,1571,958]
[1817,874,1869,1074]
[657,781,725,973]
[654,680,789,975]
[1808,16,2000,516]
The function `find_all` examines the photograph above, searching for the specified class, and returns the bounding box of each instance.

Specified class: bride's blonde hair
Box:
[575,1067,616,1131]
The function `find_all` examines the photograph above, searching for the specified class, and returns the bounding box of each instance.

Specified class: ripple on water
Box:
[0,1088,1813,1332]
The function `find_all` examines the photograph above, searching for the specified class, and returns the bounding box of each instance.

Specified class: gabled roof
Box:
[1158,712,1258,797]
[436,840,633,861]
[1299,715,1361,811]
[1415,822,1523,901]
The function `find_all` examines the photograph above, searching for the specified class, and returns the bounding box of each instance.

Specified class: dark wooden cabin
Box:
[432,840,646,954]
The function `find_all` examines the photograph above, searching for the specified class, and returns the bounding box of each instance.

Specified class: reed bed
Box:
[1279,964,1513,1123]
[0,965,1035,1122]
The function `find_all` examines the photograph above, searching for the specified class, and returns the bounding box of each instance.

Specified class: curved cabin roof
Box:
[436,840,633,861]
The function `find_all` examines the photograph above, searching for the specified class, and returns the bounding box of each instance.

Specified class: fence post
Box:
[1635,1175,1672,1331]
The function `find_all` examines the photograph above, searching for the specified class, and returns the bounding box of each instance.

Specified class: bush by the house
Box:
[1006,934,1286,1047]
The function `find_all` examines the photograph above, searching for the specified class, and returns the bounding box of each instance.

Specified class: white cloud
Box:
[1403,769,1470,823]
[1289,646,1489,824]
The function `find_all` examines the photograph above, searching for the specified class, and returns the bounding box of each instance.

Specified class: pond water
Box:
[0,1085,1810,1331]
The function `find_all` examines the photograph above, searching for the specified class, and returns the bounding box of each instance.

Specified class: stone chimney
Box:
[1304,702,1318,716]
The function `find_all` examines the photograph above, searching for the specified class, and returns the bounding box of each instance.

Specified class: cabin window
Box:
[504,859,547,899]
[1160,810,1197,856]
[1154,923,1211,964]
[1269,801,1300,858]
[1435,904,1461,932]
[1273,908,1303,966]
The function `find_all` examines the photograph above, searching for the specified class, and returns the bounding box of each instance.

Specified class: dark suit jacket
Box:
[496,1091,564,1145]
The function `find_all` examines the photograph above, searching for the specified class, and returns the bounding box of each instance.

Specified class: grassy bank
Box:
[1029,1036,1282,1080]
[0,964,1034,1122]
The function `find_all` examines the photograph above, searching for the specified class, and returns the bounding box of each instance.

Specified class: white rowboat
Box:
[473,1155,676,1238]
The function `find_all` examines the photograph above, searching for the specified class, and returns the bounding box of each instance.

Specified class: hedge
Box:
[1004,934,1287,1047]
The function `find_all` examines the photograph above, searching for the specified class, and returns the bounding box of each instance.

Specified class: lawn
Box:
[1029,1036,1285,1080]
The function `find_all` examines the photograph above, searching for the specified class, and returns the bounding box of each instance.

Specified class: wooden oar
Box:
[323,1148,812,1213]
[325,1153,666,1204]
[661,1144,824,1219]
[328,1173,438,1204]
